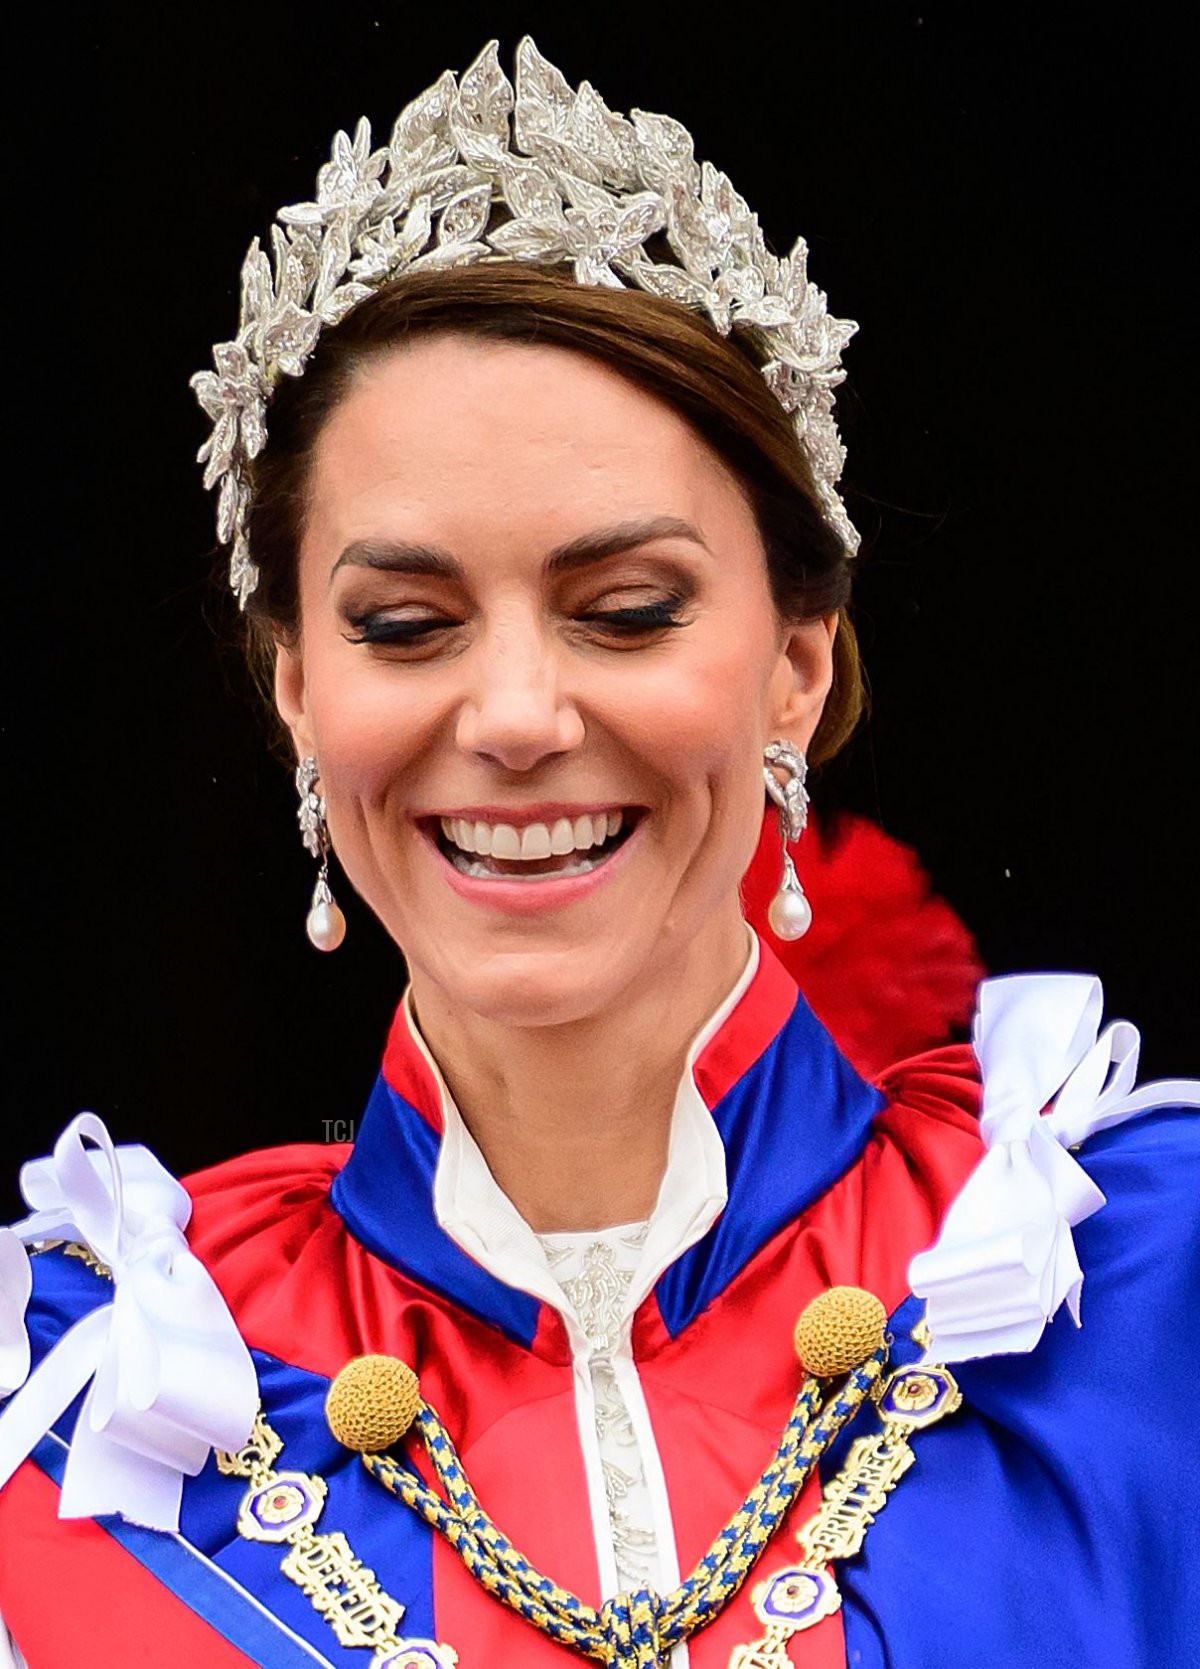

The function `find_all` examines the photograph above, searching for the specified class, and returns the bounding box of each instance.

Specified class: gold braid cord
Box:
[301,1294,961,1668]
[360,1349,891,1668]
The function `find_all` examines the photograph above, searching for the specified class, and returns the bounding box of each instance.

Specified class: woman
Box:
[0,38,1195,1669]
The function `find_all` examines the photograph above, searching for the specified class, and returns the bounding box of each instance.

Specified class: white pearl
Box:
[306,898,347,952]
[768,886,812,941]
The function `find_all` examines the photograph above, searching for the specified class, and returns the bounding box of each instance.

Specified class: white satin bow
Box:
[0,1113,257,1529]
[909,973,1199,1364]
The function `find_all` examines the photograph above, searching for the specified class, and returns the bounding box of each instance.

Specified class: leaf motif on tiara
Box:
[259,302,323,378]
[392,69,457,158]
[217,469,250,547]
[627,260,711,310]
[193,36,860,610]
[318,282,373,328]
[512,37,574,155]
[488,215,568,263]
[631,109,700,196]
[192,340,267,491]
[230,533,258,607]
[438,184,494,247]
[563,192,666,288]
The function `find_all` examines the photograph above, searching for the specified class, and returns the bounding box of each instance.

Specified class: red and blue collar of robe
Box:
[331,935,886,1348]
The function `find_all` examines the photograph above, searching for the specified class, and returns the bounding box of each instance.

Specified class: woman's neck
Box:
[409,920,753,1233]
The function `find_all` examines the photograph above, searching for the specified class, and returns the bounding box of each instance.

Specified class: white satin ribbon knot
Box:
[909,973,1199,1364]
[0,1112,257,1529]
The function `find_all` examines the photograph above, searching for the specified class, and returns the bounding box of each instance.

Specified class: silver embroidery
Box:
[593,1356,637,1449]
[538,1221,659,1593]
[555,1231,642,1352]
[602,1449,659,1591]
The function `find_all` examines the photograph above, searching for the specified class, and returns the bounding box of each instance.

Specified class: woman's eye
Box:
[340,594,690,648]
[341,614,457,646]
[576,597,688,635]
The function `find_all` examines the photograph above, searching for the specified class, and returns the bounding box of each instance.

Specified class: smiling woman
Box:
[272,313,838,1085]
[1,35,1196,1669]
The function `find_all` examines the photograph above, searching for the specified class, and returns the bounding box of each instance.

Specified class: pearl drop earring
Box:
[295,756,347,952]
[762,739,813,941]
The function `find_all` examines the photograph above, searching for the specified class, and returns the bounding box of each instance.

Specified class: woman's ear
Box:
[273,640,316,762]
[767,613,838,751]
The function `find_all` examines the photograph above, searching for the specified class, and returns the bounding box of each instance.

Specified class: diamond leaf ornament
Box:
[192,36,859,609]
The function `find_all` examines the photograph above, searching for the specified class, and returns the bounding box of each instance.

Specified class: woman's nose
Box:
[454,623,585,772]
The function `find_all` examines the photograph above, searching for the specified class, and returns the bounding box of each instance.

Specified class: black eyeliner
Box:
[341,615,455,645]
[577,598,689,633]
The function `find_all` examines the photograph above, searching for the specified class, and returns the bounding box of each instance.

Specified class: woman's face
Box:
[276,335,834,1028]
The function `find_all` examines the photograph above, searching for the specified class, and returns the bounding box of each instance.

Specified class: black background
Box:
[5,2,1195,1214]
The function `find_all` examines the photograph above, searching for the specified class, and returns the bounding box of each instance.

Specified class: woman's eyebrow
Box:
[544,516,710,574]
[329,539,461,585]
[328,516,708,586]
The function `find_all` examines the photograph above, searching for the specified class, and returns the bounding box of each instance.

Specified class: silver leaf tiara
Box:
[191,37,860,610]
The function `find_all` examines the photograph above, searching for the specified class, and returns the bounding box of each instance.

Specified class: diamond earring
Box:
[295,757,346,952]
[762,740,813,941]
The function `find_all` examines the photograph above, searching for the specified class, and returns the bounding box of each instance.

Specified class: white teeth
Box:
[449,850,610,882]
[438,809,632,863]
[520,823,553,859]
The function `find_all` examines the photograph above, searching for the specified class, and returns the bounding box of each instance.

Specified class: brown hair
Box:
[242,263,864,764]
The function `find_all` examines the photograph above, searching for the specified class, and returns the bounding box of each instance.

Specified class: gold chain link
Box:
[216,1412,458,1668]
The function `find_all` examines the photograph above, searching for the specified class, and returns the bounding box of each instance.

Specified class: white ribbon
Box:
[909,973,1199,1364]
[0,1113,257,1529]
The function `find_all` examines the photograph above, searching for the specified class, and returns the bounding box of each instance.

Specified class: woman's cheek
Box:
[603,645,759,742]
[309,668,430,794]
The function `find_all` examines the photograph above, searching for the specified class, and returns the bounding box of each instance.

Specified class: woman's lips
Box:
[421,810,644,914]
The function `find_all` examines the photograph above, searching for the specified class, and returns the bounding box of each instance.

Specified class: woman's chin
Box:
[412,938,652,1032]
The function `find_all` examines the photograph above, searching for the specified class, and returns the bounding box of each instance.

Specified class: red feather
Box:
[741,809,985,1081]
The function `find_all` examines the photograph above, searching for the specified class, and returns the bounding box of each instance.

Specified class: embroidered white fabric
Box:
[537,1221,658,1592]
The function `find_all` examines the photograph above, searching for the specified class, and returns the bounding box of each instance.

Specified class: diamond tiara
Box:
[191,37,859,610]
